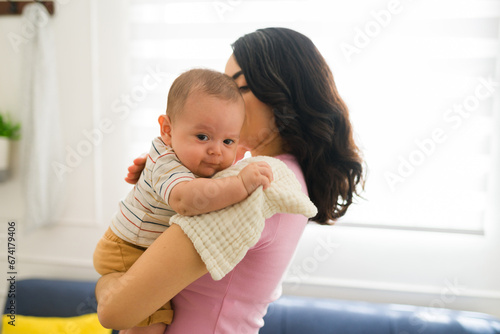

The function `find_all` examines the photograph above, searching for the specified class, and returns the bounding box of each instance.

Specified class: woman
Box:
[96,27,364,333]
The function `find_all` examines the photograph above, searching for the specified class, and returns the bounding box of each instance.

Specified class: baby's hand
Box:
[238,162,274,195]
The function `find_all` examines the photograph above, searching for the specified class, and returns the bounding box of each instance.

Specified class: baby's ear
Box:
[158,114,173,145]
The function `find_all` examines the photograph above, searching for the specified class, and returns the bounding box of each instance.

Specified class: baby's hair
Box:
[166,68,243,122]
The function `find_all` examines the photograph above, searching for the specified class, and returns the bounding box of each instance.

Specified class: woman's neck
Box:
[250,133,287,157]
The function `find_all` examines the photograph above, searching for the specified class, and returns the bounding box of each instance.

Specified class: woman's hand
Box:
[125,153,148,184]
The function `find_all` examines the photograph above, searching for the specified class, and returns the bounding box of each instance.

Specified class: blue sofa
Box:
[4,279,500,333]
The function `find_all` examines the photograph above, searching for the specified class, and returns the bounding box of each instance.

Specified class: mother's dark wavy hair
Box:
[231,27,364,224]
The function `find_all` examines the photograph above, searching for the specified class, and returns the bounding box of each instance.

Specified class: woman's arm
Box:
[95,224,208,330]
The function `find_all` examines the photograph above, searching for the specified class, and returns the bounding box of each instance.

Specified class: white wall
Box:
[0,0,96,227]
[0,0,106,309]
[282,223,500,318]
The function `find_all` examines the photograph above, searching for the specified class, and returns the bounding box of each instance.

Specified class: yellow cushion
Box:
[2,313,111,334]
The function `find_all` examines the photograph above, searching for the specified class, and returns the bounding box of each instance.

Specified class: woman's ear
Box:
[158,114,173,145]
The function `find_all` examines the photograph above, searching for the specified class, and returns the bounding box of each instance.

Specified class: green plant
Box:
[0,112,21,140]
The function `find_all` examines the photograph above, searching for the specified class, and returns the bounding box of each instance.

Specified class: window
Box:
[336,0,499,234]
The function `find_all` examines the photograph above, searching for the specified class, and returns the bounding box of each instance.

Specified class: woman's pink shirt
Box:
[164,154,309,334]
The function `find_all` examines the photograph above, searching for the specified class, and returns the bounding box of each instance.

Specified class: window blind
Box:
[126,0,500,234]
[335,0,500,234]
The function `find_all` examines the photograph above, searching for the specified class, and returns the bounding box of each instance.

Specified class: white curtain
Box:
[21,3,65,231]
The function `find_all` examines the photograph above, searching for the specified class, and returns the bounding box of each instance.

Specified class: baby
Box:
[93,69,273,334]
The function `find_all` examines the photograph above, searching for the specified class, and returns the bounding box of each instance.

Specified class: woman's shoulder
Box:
[274,153,300,170]
[274,153,307,195]
[245,153,302,179]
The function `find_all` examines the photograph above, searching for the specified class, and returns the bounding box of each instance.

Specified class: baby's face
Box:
[167,92,245,177]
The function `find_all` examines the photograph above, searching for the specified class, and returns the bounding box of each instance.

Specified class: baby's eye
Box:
[196,134,209,141]
[223,139,235,145]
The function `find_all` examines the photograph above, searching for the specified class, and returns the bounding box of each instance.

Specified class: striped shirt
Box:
[111,137,195,247]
